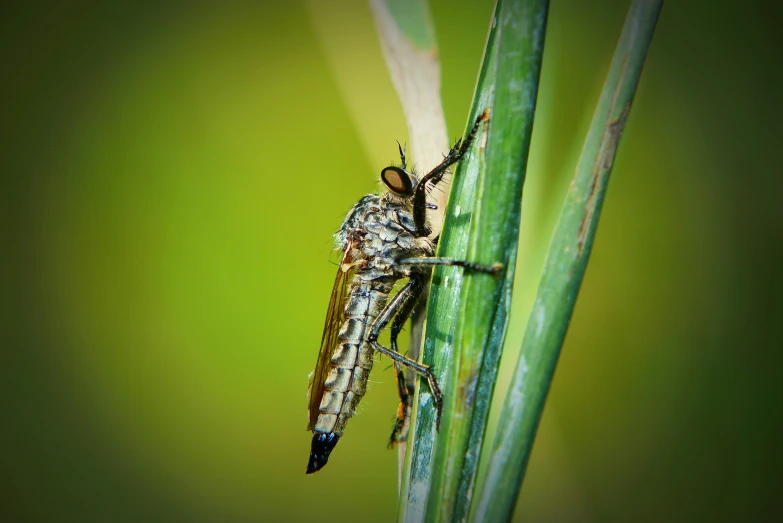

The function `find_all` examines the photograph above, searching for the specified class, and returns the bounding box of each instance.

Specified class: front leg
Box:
[413,108,491,236]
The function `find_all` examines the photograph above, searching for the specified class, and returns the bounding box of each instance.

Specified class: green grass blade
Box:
[431,1,549,521]
[377,0,437,51]
[397,10,500,515]
[369,0,450,229]
[368,0,449,493]
[399,0,550,521]
[473,2,663,521]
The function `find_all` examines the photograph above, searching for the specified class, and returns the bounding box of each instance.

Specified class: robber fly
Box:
[306,109,499,474]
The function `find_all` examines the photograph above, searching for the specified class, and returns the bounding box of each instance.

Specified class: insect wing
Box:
[307,249,355,430]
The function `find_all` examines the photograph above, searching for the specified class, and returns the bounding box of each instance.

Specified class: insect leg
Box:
[390,363,412,447]
[366,280,444,430]
[413,108,491,236]
[369,341,443,431]
[387,276,426,447]
[397,257,503,276]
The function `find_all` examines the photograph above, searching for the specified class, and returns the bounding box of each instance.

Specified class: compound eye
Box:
[381,166,414,196]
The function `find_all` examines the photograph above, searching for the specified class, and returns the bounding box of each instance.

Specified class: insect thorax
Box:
[336,193,433,280]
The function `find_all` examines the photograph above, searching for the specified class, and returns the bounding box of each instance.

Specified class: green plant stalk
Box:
[429,1,549,521]
[472,2,663,522]
[397,16,500,518]
[370,0,449,491]
[397,0,550,521]
[379,0,436,50]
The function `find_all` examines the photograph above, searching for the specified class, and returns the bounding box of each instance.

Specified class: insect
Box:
[306,109,499,474]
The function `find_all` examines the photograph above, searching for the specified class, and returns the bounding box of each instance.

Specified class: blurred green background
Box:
[2,0,781,521]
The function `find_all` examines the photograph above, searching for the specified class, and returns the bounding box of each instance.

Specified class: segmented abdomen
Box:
[312,276,395,436]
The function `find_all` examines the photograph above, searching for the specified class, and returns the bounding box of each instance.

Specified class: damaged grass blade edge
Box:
[472,2,663,522]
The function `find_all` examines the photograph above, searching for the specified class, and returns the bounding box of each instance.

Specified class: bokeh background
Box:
[3,0,781,521]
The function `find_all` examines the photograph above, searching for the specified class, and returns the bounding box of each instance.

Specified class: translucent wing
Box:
[307,246,356,430]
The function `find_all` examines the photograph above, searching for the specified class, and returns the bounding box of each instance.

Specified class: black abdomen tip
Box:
[306,433,340,474]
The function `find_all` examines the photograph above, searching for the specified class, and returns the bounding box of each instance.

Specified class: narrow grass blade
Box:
[369,0,450,490]
[473,2,663,521]
[430,2,549,521]
[400,0,550,521]
[397,5,501,521]
[369,0,450,230]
